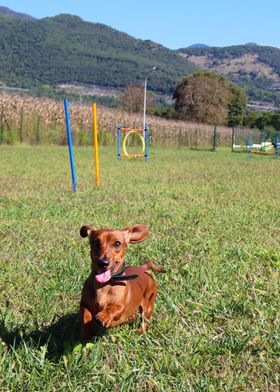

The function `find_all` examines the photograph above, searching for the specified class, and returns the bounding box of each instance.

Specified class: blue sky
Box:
[1,0,279,49]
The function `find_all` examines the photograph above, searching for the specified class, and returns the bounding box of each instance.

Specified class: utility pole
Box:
[143,67,158,130]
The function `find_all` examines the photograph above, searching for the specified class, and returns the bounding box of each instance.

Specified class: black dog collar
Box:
[110,262,138,281]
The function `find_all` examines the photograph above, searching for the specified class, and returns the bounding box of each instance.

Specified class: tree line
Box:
[121,71,280,131]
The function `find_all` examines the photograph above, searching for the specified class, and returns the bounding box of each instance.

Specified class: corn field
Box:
[0,93,237,148]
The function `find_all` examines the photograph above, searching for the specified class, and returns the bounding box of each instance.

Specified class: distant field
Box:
[0,145,279,391]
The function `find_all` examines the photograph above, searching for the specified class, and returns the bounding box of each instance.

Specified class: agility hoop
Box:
[122,130,145,158]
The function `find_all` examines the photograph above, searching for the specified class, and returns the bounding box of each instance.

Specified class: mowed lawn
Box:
[0,145,279,391]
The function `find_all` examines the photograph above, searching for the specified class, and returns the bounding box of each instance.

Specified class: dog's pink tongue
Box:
[95,269,112,284]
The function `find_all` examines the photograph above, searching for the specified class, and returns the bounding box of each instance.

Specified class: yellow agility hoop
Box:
[122,130,145,158]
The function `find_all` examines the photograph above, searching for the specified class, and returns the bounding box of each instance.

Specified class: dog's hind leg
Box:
[138,289,157,333]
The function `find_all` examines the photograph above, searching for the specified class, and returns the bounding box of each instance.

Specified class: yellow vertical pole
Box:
[92,103,100,186]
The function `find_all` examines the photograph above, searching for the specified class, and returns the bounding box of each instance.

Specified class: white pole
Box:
[143,67,157,137]
[143,76,147,131]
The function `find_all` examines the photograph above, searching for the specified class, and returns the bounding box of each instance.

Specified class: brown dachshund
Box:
[79,224,164,339]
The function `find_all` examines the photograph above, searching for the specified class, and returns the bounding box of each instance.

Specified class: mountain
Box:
[178,44,280,104]
[0,11,196,94]
[188,44,210,48]
[0,6,36,20]
[0,6,279,106]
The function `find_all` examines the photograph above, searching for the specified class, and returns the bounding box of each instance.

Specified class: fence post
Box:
[51,119,57,144]
[117,122,121,160]
[178,128,182,148]
[248,134,252,159]
[276,133,279,160]
[0,111,3,144]
[231,127,235,152]
[213,125,217,151]
[19,107,24,143]
[36,114,40,144]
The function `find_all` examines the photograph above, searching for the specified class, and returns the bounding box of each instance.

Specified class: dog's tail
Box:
[141,260,165,273]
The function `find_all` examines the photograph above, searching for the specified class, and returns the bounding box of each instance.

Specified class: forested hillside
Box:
[0,6,36,20]
[0,12,196,94]
[179,45,280,104]
[1,6,280,106]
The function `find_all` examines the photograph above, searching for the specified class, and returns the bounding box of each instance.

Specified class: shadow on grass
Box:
[190,147,216,152]
[0,312,107,362]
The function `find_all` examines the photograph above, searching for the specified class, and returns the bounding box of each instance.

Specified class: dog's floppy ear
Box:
[80,225,94,238]
[122,224,149,244]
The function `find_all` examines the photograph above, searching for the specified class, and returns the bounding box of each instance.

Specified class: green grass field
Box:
[0,145,279,391]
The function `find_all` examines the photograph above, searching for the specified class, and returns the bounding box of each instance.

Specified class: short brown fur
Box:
[80,224,164,339]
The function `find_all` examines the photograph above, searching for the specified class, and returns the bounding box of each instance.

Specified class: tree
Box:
[243,111,259,128]
[173,71,247,126]
[173,71,230,124]
[121,84,143,113]
[271,111,280,130]
[228,84,247,127]
[121,84,153,114]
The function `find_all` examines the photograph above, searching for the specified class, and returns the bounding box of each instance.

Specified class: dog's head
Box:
[80,224,149,284]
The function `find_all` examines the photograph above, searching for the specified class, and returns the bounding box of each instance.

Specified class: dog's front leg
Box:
[81,306,98,339]
[95,304,125,328]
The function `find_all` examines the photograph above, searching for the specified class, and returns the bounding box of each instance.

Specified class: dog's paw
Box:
[95,311,112,328]
[128,314,136,323]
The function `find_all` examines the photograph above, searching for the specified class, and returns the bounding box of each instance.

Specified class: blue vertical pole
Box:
[145,124,149,161]
[64,99,77,192]
[276,133,279,160]
[248,134,252,159]
[117,122,121,160]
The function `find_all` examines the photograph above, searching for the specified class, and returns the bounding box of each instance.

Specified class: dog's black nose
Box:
[97,259,109,268]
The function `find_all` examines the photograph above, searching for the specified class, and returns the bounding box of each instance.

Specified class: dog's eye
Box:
[114,241,121,248]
